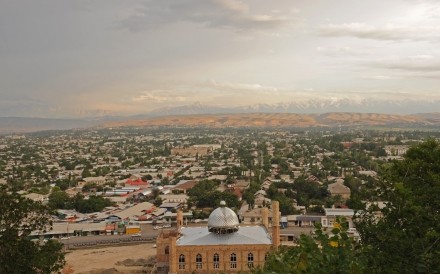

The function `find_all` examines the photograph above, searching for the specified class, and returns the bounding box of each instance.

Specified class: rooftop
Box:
[177,226,272,246]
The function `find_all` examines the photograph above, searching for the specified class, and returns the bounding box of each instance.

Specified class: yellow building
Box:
[156,201,280,274]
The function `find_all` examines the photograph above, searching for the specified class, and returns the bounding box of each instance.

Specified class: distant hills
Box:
[1,112,440,134]
[103,112,440,129]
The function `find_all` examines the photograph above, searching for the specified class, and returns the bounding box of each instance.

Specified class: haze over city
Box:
[1,0,440,118]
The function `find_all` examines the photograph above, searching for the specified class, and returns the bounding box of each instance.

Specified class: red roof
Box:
[126,178,149,186]
[232,188,243,198]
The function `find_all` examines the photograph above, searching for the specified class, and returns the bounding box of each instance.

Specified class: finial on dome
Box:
[220,200,226,207]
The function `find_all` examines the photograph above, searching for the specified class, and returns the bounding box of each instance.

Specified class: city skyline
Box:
[1,0,440,118]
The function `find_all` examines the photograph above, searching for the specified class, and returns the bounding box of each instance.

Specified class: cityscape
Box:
[1,0,440,274]
[1,127,439,273]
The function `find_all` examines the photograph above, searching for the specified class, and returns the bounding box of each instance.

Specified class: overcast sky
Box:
[1,0,440,118]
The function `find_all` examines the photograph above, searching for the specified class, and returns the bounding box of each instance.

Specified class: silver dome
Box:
[208,201,239,234]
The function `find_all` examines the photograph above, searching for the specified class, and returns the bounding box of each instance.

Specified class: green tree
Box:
[355,139,440,273]
[0,186,65,273]
[48,189,72,209]
[256,218,364,274]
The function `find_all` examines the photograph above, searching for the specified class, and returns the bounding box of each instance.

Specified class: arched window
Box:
[178,254,185,270]
[164,246,169,255]
[196,254,202,269]
[213,253,220,269]
[247,252,254,268]
[230,253,237,269]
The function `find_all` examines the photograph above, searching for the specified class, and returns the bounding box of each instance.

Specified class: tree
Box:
[0,186,65,273]
[355,139,440,273]
[256,218,365,274]
[48,189,72,210]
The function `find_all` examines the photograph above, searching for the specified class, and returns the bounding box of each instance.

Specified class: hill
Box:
[103,112,440,129]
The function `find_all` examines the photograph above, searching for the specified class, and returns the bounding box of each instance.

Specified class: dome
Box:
[208,201,239,234]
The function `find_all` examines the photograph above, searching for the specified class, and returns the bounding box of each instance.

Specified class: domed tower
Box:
[207,201,239,234]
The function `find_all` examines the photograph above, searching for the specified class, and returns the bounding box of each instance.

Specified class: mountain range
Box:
[1,104,440,134]
[103,112,440,129]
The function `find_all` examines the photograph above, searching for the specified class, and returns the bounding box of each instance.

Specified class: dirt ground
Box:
[64,243,157,274]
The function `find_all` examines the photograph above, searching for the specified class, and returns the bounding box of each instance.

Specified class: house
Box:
[160,194,189,204]
[160,202,181,211]
[24,192,46,202]
[125,178,149,188]
[239,207,279,225]
[173,180,197,194]
[321,208,354,228]
[327,181,351,200]
[78,176,106,188]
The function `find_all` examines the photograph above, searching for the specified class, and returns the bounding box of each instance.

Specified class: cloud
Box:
[369,56,440,72]
[132,90,196,103]
[361,75,397,80]
[203,80,279,92]
[318,23,440,42]
[117,0,295,32]
[316,46,371,56]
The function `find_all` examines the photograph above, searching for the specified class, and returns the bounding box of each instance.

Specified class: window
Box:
[178,254,185,269]
[165,246,169,255]
[247,253,254,268]
[230,253,237,269]
[213,253,220,269]
[196,254,202,269]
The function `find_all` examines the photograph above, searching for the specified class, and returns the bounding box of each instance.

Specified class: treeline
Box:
[48,189,115,213]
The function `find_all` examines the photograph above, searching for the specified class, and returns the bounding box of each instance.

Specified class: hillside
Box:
[103,112,439,129]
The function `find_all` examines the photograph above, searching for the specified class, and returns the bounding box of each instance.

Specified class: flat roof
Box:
[324,208,354,216]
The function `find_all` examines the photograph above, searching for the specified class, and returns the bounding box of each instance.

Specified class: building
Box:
[156,201,281,273]
[327,181,351,200]
[321,208,355,229]
[171,147,210,157]
[384,145,409,156]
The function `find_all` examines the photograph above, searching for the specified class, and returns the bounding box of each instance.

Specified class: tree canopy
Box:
[260,140,440,273]
[0,186,65,273]
[355,139,440,273]
[257,218,364,274]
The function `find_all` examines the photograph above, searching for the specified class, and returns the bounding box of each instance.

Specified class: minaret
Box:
[262,207,269,229]
[271,201,280,249]
[176,209,183,232]
[169,235,177,274]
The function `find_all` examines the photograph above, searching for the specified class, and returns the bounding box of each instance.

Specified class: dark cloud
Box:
[118,0,293,32]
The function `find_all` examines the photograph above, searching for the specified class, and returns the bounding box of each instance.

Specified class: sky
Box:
[1,0,440,118]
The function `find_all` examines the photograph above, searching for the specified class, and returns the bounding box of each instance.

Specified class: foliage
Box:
[256,218,364,274]
[48,191,115,213]
[0,186,65,273]
[355,139,440,273]
[187,180,240,208]
[48,190,73,210]
[75,195,114,213]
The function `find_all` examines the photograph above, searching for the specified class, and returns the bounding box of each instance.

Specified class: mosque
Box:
[156,201,280,273]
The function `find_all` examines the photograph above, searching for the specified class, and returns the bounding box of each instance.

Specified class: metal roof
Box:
[324,208,354,216]
[177,226,272,246]
[208,206,239,231]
